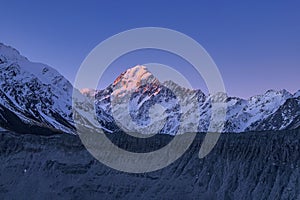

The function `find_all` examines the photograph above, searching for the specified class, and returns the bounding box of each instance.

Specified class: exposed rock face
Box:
[1,43,300,135]
[94,66,300,134]
[0,43,75,135]
[0,129,299,199]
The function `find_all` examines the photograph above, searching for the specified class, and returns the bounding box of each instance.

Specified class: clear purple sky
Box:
[1,0,299,98]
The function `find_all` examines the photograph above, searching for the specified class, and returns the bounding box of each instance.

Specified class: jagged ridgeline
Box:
[1,43,300,136]
[0,43,300,199]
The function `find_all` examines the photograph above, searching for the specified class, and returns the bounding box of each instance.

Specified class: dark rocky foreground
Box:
[0,129,300,200]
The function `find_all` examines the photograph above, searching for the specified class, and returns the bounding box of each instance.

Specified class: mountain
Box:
[1,128,300,199]
[93,65,206,135]
[0,43,75,135]
[0,42,300,135]
[92,66,300,134]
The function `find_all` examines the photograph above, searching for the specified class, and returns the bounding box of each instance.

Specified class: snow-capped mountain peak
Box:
[294,90,300,98]
[0,43,27,63]
[0,43,75,135]
[112,65,160,98]
[91,66,300,133]
[114,65,158,85]
[0,43,300,135]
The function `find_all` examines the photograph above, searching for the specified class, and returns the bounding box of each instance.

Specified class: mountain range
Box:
[0,43,300,135]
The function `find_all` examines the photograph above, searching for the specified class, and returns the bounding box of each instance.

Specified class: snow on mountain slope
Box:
[91,65,300,134]
[0,43,75,134]
[222,90,293,132]
[245,90,292,131]
[0,42,299,135]
[294,90,300,98]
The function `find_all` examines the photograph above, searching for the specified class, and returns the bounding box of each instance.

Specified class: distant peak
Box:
[264,89,292,97]
[0,43,27,62]
[294,90,300,98]
[111,65,160,99]
[113,65,158,87]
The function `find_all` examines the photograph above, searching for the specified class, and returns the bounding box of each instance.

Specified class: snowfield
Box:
[0,43,300,135]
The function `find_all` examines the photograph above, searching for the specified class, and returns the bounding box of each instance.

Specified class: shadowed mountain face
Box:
[0,43,300,200]
[0,43,75,135]
[1,43,300,135]
[1,43,300,199]
[94,68,300,133]
[0,129,299,199]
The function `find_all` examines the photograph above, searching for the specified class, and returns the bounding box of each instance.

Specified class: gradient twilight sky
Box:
[0,0,299,98]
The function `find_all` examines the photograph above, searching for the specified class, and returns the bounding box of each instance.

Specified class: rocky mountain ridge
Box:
[0,43,299,135]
